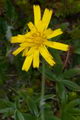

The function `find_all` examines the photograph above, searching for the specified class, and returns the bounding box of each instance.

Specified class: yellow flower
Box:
[11,5,69,71]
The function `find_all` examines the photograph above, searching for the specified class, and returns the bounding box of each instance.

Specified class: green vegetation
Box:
[0,0,80,120]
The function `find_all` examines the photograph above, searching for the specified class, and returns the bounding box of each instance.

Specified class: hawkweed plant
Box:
[11,5,69,120]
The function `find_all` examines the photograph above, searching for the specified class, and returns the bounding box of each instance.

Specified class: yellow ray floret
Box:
[10,5,69,71]
[33,50,39,68]
[44,28,63,39]
[45,41,69,51]
[22,55,33,71]
[41,9,53,30]
[22,48,29,56]
[28,22,37,32]
[25,47,35,56]
[39,46,55,66]
[33,5,41,26]
[11,35,26,43]
[13,47,25,56]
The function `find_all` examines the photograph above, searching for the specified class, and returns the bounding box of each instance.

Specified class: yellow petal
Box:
[25,47,35,56]
[25,32,32,38]
[35,20,44,31]
[45,28,63,39]
[39,46,55,66]
[11,35,26,43]
[45,41,69,51]
[44,28,52,36]
[41,9,53,30]
[33,5,41,26]
[33,50,39,68]
[13,47,25,56]
[28,22,37,31]
[22,55,33,71]
[22,48,29,56]
[20,42,33,47]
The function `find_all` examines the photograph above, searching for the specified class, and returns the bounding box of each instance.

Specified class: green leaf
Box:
[45,70,57,81]
[70,108,80,115]
[42,94,55,101]
[56,81,68,106]
[36,94,55,105]
[19,91,39,117]
[26,96,39,117]
[75,48,80,55]
[0,99,15,118]
[61,99,80,120]
[44,109,61,120]
[63,68,80,78]
[66,99,80,109]
[62,80,80,91]
[74,116,80,120]
[0,99,15,112]
[14,110,25,120]
[23,113,37,120]
[50,49,63,66]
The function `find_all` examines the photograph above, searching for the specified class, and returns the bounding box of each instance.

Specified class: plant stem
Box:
[40,60,45,120]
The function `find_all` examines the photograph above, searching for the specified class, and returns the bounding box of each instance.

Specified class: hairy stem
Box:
[40,60,45,120]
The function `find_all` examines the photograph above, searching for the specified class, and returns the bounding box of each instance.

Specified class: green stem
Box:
[40,60,45,120]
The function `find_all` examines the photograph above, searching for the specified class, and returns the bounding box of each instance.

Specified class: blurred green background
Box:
[0,0,80,120]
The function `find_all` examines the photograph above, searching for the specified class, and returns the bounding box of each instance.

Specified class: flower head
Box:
[11,5,69,71]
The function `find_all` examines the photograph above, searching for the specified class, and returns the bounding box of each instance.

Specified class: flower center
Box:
[31,32,46,46]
